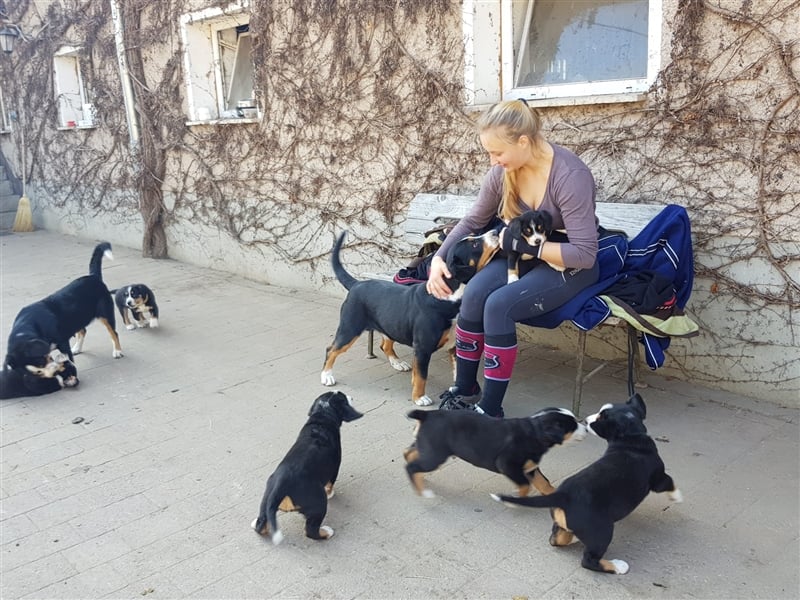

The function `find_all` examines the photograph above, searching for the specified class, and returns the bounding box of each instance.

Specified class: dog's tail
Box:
[252,476,286,545]
[407,409,430,422]
[89,242,114,279]
[331,231,359,291]
[491,491,567,509]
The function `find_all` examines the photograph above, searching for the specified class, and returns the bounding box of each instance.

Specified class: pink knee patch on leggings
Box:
[455,326,484,362]
[484,344,518,381]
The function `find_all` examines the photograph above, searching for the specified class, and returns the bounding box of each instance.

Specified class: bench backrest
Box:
[404,193,664,245]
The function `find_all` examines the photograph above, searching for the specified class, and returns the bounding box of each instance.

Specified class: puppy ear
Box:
[628,393,647,420]
[24,339,52,360]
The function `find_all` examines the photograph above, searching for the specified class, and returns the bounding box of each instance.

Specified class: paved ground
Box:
[1,230,798,600]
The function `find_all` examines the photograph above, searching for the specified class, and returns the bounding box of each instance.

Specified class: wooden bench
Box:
[368,194,664,417]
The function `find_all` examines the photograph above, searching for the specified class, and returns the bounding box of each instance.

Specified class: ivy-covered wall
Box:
[1,0,797,403]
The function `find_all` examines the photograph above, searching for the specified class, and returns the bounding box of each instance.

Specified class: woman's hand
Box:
[426,255,452,299]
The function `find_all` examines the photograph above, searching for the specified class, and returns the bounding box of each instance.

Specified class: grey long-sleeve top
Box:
[435,143,599,269]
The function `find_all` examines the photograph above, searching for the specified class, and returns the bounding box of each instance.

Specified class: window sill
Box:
[517,92,647,109]
[57,125,98,131]
[186,117,260,127]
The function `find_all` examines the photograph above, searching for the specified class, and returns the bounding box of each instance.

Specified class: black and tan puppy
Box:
[113,284,160,330]
[504,209,561,283]
[321,230,499,406]
[404,407,586,498]
[492,393,683,574]
[0,350,79,399]
[251,391,363,545]
[5,242,122,370]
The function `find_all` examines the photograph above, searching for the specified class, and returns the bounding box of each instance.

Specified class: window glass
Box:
[513,0,648,87]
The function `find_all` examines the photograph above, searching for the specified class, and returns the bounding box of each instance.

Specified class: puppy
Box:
[504,209,563,283]
[5,242,122,369]
[404,407,586,498]
[0,349,79,399]
[492,393,683,574]
[113,284,160,329]
[251,391,363,545]
[321,230,499,406]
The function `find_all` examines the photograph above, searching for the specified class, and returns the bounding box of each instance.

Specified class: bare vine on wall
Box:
[0,0,797,389]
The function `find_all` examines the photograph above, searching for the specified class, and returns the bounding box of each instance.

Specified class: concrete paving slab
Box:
[1,231,798,599]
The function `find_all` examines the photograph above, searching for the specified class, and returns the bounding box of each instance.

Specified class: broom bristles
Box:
[12,195,34,233]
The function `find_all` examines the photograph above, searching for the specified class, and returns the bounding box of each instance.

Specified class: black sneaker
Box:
[438,385,481,411]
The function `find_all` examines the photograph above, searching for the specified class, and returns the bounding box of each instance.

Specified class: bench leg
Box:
[625,324,640,396]
[573,330,587,417]
[366,330,377,359]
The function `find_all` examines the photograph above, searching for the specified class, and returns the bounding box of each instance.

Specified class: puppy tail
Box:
[89,242,114,279]
[406,409,430,422]
[331,231,359,291]
[490,491,566,509]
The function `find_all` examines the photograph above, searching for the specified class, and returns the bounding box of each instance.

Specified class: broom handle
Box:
[20,119,26,196]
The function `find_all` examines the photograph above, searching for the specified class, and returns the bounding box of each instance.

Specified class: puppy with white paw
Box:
[113,284,160,330]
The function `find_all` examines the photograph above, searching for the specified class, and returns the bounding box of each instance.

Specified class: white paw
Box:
[126,324,136,330]
[327,488,335,500]
[71,344,83,355]
[669,489,684,503]
[609,559,629,574]
[149,318,159,328]
[271,530,284,545]
[112,350,124,358]
[320,525,334,539]
[135,321,148,328]
[250,518,258,530]
[421,489,435,499]
[389,357,411,372]
[320,371,336,386]
[507,274,519,284]
[414,395,433,406]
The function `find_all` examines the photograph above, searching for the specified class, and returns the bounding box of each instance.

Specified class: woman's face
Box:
[480,130,530,171]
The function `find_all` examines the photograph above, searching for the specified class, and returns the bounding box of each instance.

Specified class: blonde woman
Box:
[426,100,599,417]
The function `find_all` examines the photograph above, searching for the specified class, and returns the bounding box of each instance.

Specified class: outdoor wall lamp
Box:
[0,23,20,54]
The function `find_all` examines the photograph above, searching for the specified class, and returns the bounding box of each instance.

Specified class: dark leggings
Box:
[456,257,599,414]
[460,257,600,336]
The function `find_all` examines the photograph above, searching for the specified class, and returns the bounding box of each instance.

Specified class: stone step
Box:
[0,209,17,231]
[0,192,19,213]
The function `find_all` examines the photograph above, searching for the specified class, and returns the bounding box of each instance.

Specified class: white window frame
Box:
[180,1,257,123]
[53,46,96,128]
[463,0,662,107]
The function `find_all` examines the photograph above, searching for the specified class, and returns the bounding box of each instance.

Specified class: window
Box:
[463,0,662,106]
[180,1,257,122]
[53,46,96,128]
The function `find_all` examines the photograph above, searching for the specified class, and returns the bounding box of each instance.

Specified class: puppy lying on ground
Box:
[492,393,683,574]
[5,242,122,369]
[113,284,160,330]
[0,349,79,399]
[321,230,499,406]
[503,209,563,282]
[404,407,586,498]
[251,391,363,545]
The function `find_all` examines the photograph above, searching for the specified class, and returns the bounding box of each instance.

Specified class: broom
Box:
[12,123,33,233]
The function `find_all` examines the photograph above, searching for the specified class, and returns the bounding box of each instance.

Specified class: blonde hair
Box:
[476,100,543,222]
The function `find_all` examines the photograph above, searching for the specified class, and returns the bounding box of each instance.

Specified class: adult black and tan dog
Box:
[251,391,363,545]
[0,350,79,399]
[404,407,586,498]
[4,242,123,371]
[504,209,561,283]
[492,393,683,574]
[113,284,160,330]
[321,230,500,406]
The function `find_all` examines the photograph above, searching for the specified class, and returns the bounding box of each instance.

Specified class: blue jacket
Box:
[521,204,697,369]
